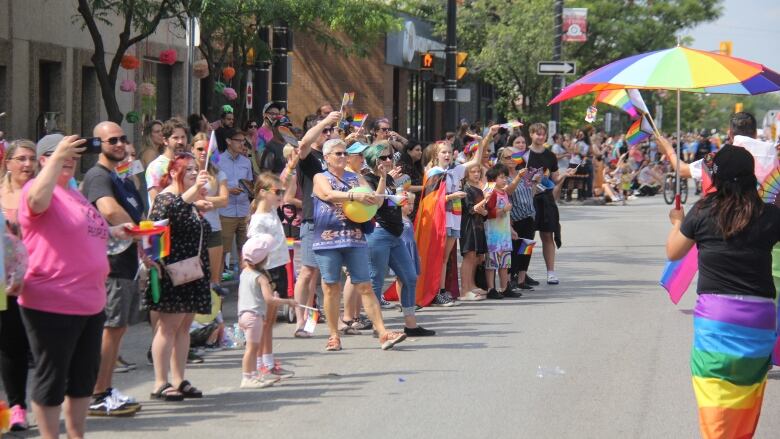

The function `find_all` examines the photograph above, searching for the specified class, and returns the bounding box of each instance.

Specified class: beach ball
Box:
[342,187,378,223]
[4,233,27,292]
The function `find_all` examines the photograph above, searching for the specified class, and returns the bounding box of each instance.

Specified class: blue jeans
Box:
[313,246,371,284]
[367,227,418,315]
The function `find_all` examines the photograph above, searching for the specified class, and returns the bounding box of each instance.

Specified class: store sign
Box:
[563,8,588,42]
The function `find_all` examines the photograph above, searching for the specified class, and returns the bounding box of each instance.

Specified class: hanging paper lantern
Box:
[139,82,156,97]
[120,79,137,93]
[159,49,177,66]
[193,59,209,79]
[222,105,234,114]
[222,66,236,80]
[120,54,140,70]
[214,81,226,94]
[223,87,238,101]
[126,111,141,124]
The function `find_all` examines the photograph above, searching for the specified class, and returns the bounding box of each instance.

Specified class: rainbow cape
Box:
[659,245,698,304]
[414,171,447,307]
[595,89,639,119]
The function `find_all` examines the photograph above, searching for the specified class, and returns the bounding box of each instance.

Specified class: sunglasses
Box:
[103,135,129,145]
[322,128,334,134]
[329,151,347,157]
[248,124,258,128]
[377,127,390,132]
[264,189,285,196]
[378,155,393,161]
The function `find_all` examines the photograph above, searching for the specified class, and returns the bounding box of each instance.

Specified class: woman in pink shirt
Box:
[18,134,130,439]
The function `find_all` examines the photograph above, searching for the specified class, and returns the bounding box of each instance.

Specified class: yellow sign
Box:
[456,52,468,80]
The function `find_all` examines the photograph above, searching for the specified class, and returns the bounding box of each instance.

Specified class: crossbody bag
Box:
[163,206,205,286]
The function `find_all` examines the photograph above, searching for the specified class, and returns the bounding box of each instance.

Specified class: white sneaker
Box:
[547,273,560,285]
[241,376,276,389]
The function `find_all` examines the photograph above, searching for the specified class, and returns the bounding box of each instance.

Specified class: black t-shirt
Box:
[215,126,229,152]
[259,139,287,174]
[680,201,780,299]
[298,148,327,221]
[527,148,558,198]
[365,173,403,236]
[82,163,142,279]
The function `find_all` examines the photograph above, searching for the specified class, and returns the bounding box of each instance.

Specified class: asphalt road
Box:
[9,195,780,438]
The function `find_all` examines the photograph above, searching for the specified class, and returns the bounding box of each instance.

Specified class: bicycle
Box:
[663,172,688,205]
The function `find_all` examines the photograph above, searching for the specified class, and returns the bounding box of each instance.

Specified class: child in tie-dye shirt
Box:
[484,164,513,299]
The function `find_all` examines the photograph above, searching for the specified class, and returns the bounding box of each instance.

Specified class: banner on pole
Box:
[563,8,588,43]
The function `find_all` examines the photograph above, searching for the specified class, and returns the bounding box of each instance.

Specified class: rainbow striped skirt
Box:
[692,294,777,439]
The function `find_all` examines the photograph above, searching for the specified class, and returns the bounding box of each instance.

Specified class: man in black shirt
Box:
[291,111,341,335]
[214,110,235,153]
[81,122,144,416]
[527,123,575,285]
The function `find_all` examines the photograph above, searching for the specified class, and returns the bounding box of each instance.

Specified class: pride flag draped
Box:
[414,171,447,307]
[659,245,698,304]
[206,130,220,168]
[595,89,639,119]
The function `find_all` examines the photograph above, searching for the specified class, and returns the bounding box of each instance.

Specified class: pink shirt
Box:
[18,181,110,315]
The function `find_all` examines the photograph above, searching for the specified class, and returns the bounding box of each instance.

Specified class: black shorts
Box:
[533,193,560,233]
[20,308,104,406]
[268,265,289,299]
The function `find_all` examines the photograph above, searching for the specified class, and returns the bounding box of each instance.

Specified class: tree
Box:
[76,0,184,123]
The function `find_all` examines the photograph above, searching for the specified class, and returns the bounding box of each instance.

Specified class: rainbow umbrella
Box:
[549,45,780,203]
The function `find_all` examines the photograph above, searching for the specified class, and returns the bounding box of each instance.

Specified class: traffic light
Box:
[456,52,468,80]
[421,52,434,71]
[719,41,732,57]
[735,102,743,113]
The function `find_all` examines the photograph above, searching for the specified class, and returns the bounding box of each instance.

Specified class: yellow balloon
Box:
[342,187,378,223]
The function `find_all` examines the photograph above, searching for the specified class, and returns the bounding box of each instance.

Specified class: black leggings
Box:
[510,217,536,278]
[0,296,30,408]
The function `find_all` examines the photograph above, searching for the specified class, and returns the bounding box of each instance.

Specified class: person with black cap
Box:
[666,144,780,439]
[258,102,293,175]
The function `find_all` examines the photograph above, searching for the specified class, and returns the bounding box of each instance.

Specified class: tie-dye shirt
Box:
[485,188,512,253]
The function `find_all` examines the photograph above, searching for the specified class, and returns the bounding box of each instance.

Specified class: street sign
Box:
[432,88,471,102]
[537,61,576,75]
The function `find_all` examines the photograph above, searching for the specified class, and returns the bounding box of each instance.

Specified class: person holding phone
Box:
[18,134,132,439]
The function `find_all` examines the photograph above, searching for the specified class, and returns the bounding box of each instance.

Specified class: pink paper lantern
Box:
[139,82,156,97]
[120,79,137,93]
[159,49,177,66]
[223,87,238,101]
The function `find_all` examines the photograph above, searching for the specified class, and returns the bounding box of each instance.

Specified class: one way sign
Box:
[537,61,576,76]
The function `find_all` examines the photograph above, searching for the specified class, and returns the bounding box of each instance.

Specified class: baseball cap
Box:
[262,101,286,115]
[36,133,64,157]
[346,142,370,155]
[242,234,276,265]
[713,144,754,182]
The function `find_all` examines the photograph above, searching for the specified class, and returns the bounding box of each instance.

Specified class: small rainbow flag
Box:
[518,239,536,255]
[286,237,297,250]
[142,226,171,261]
[206,130,220,167]
[116,161,131,178]
[351,113,368,128]
[464,140,480,155]
[511,151,525,165]
[500,120,523,129]
[340,92,355,109]
[596,89,639,119]
[659,245,698,304]
[625,118,650,146]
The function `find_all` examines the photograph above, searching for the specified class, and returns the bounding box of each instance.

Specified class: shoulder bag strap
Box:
[192,206,204,258]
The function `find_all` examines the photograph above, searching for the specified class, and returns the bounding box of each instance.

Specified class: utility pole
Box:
[271,22,290,108]
[444,0,457,132]
[186,15,196,116]
[254,26,271,116]
[550,0,563,126]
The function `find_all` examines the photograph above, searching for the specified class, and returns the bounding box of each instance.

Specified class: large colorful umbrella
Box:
[549,45,780,203]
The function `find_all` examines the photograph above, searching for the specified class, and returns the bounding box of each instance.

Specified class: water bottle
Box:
[222,326,235,349]
[232,323,245,348]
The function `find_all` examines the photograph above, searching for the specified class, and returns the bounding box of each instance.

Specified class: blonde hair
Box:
[3,139,36,191]
[250,172,283,214]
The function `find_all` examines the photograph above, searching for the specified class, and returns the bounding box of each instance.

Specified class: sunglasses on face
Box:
[264,188,285,196]
[378,155,393,161]
[322,128,334,134]
[103,135,129,145]
[329,151,347,157]
[377,127,390,132]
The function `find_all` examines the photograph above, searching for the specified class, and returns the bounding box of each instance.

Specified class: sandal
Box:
[325,335,342,351]
[150,383,184,401]
[294,328,312,338]
[339,320,360,335]
[177,380,203,398]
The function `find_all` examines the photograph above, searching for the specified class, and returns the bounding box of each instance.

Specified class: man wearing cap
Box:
[81,122,143,417]
[145,118,188,209]
[258,104,293,175]
[219,128,254,272]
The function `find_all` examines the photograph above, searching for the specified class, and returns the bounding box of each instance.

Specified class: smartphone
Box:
[82,137,102,154]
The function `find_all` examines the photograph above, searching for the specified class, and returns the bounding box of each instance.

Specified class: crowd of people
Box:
[0,97,775,438]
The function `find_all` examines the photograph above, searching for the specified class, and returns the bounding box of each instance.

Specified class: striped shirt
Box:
[510,182,535,220]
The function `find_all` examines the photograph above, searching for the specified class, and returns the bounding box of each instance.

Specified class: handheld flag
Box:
[626,89,649,115]
[500,120,523,129]
[141,225,171,261]
[206,130,220,169]
[518,239,536,255]
[625,118,651,146]
[511,151,525,165]
[659,245,698,304]
[351,113,368,129]
[595,90,639,119]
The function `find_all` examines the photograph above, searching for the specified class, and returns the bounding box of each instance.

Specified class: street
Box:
[27,196,780,438]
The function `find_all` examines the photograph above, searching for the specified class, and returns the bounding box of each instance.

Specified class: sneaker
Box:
[379,331,407,350]
[502,289,523,298]
[240,376,277,389]
[10,405,28,431]
[262,363,295,379]
[117,356,136,371]
[431,292,456,307]
[379,296,395,309]
[517,282,534,290]
[114,360,131,373]
[317,309,326,323]
[547,273,560,285]
[204,342,223,352]
[524,275,540,286]
[108,388,141,409]
[187,350,204,364]
[352,315,373,331]
[88,393,138,417]
[404,326,436,337]
[486,288,503,300]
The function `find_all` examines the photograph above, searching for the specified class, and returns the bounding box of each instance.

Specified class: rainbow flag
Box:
[691,294,775,439]
[659,245,698,304]
[141,226,170,261]
[351,113,367,128]
[116,161,131,178]
[596,89,639,119]
[286,237,296,250]
[340,92,355,109]
[414,172,447,307]
[518,239,536,256]
[500,120,523,129]
[511,151,525,165]
[625,118,650,146]
[206,130,220,166]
